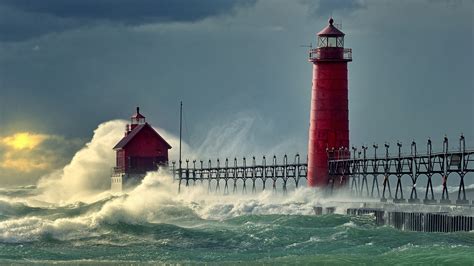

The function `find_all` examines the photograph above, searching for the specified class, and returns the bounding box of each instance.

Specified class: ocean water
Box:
[0,173,473,264]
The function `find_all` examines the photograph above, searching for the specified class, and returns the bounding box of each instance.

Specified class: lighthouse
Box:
[111,107,172,191]
[307,18,352,187]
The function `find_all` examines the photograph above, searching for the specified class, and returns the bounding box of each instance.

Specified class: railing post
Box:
[242,157,247,194]
[172,161,176,180]
[440,136,451,204]
[381,143,391,202]
[283,154,288,194]
[409,141,420,203]
[216,159,221,193]
[185,159,189,187]
[394,141,405,202]
[192,160,196,185]
[179,159,182,184]
[350,146,358,196]
[200,160,204,184]
[262,156,266,190]
[208,159,212,193]
[457,134,468,204]
[344,147,350,187]
[424,138,436,204]
[295,154,300,188]
[272,155,277,192]
[411,140,417,156]
[224,158,229,194]
[460,134,465,154]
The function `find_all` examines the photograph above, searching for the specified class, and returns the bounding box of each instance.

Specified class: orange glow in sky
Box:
[2,132,47,150]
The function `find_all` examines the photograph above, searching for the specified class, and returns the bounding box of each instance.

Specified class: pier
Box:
[174,135,474,232]
[328,135,473,205]
[172,154,307,193]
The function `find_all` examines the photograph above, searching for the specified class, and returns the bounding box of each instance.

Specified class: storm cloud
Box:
[303,0,367,17]
[0,0,256,41]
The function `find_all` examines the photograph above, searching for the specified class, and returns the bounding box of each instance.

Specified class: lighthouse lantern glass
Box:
[317,37,327,48]
[132,117,145,125]
[337,37,344,47]
[318,36,344,48]
[328,37,337,47]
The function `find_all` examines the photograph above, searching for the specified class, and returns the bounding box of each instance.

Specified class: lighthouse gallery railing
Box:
[309,48,352,61]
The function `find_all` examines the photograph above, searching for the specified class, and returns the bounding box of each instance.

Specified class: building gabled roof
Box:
[113,123,172,150]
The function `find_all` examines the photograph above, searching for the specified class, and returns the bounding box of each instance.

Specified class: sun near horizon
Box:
[2,132,47,150]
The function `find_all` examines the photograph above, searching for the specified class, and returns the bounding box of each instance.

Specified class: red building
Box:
[307,18,352,187]
[111,107,171,191]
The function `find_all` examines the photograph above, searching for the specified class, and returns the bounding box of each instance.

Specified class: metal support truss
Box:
[328,135,474,204]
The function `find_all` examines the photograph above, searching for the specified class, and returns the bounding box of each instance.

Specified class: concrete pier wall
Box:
[313,200,473,232]
[346,208,473,232]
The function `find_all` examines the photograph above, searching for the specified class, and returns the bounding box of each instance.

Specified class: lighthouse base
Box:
[111,173,145,192]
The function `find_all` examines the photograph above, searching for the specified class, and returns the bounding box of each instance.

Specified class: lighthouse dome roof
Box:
[131,106,145,119]
[317,17,345,37]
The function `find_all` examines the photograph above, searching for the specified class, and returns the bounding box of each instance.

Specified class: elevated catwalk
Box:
[328,135,474,205]
[172,154,307,193]
[175,136,474,232]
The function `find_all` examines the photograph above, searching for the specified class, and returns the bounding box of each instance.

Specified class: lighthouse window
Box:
[317,37,327,48]
[337,37,344,47]
[328,37,337,47]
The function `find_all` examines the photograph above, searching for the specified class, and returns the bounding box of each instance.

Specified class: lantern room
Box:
[310,18,352,62]
[130,107,146,130]
[317,18,345,48]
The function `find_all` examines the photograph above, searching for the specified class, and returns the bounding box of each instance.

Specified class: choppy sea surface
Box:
[1,174,473,265]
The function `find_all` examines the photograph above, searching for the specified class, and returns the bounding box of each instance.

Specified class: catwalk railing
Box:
[172,135,473,205]
[328,135,474,204]
[172,154,308,193]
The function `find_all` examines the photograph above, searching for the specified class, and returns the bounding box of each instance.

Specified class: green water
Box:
[0,183,473,264]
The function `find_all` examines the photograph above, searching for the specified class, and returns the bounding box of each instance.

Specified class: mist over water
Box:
[0,120,473,264]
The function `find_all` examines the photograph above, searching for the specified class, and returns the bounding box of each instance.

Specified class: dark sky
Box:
[0,0,473,184]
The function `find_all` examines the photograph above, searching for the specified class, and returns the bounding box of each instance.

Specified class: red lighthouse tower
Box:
[307,18,352,187]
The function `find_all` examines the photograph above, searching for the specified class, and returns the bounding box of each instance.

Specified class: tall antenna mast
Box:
[179,101,182,170]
